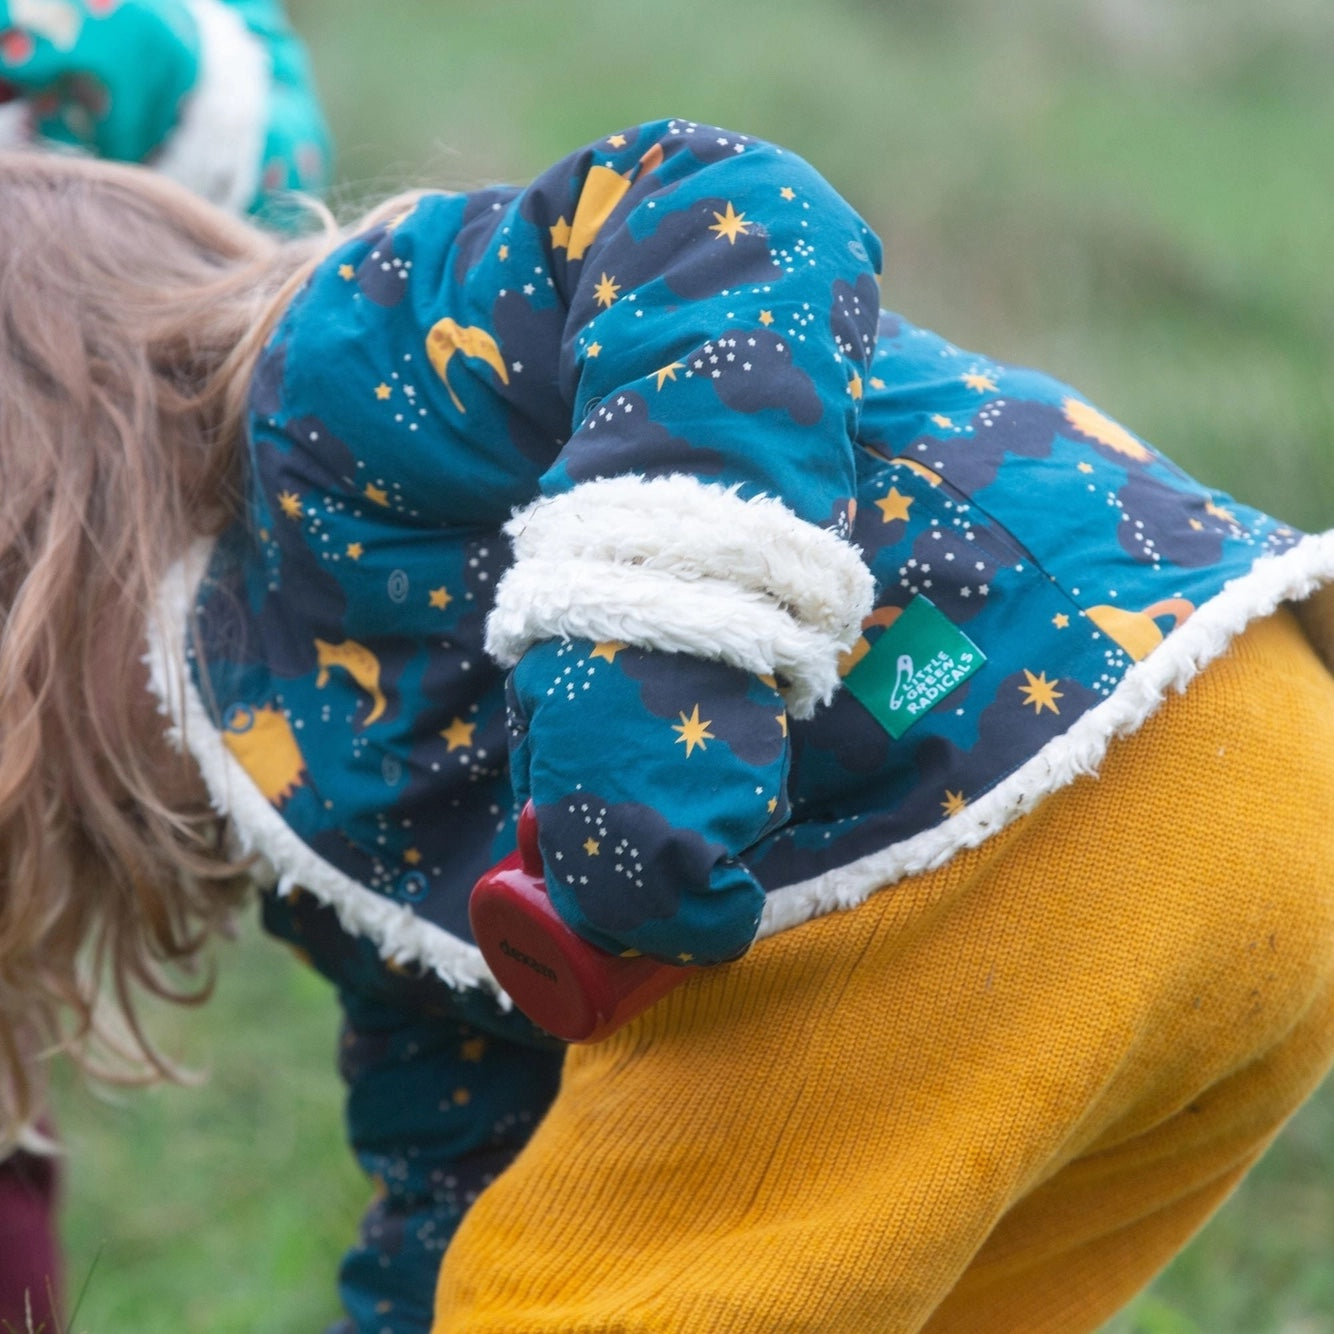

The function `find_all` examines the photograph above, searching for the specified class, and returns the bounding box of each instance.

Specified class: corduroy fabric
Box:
[432,607,1334,1333]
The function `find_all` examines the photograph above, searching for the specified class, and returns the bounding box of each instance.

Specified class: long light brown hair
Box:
[0,152,337,1146]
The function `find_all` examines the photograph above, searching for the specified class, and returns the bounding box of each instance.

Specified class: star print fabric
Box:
[258,889,562,1334]
[179,117,1329,1000]
[192,117,880,971]
[507,640,791,964]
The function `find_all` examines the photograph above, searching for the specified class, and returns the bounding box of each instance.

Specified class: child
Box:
[2,119,1333,1333]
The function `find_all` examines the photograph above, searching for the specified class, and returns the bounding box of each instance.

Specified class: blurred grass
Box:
[52,1,1334,1329]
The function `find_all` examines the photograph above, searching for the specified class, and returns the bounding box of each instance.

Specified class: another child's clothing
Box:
[0,1140,59,1329]
[142,120,1334,1330]
[0,0,329,216]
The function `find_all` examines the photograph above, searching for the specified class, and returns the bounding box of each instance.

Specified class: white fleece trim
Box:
[756,529,1334,939]
[0,101,29,149]
[152,0,269,214]
[488,475,875,719]
[144,540,504,996]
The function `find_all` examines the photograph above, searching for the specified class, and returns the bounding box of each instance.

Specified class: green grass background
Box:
[50,1,1334,1329]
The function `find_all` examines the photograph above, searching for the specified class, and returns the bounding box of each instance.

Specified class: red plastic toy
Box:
[469,802,693,1042]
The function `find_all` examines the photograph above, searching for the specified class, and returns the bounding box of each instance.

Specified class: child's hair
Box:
[0,151,339,1146]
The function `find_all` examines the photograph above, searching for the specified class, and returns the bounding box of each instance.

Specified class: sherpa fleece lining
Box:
[147,529,1334,991]
[486,475,877,719]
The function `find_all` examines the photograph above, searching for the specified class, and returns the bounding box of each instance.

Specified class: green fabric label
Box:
[843,596,986,740]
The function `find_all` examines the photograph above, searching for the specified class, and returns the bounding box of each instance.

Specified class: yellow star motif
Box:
[586,341,602,358]
[1189,518,1204,531]
[590,640,626,663]
[931,413,954,429]
[607,133,627,148]
[1052,613,1070,629]
[676,953,695,963]
[767,797,778,813]
[962,371,998,393]
[441,717,476,751]
[758,309,774,326]
[338,263,355,281]
[848,372,863,400]
[374,383,392,400]
[1019,669,1063,715]
[593,272,620,307]
[452,1088,471,1106]
[942,790,967,817]
[403,848,422,865]
[549,216,572,251]
[497,244,509,260]
[654,361,686,390]
[460,1037,487,1063]
[780,186,796,201]
[429,586,453,610]
[346,542,364,561]
[278,490,303,520]
[672,704,715,757]
[776,711,788,737]
[1205,501,1237,523]
[583,838,600,856]
[364,483,390,507]
[875,487,914,524]
[1077,462,1095,474]
[709,201,752,244]
[870,377,886,390]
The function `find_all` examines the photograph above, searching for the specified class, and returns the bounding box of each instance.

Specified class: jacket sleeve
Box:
[480,120,881,964]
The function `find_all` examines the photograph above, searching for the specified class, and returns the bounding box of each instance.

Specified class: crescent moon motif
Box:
[314,637,388,727]
[425,319,510,414]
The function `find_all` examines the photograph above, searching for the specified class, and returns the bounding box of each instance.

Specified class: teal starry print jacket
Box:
[147,118,1334,989]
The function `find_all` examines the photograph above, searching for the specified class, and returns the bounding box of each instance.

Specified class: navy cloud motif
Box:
[536,795,726,934]
[705,328,824,425]
[560,391,727,482]
[606,198,779,306]
[830,274,881,366]
[355,226,411,308]
[1115,470,1229,568]
[615,649,788,768]
[902,399,1067,495]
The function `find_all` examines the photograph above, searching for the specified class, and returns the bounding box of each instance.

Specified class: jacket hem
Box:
[757,528,1334,937]
[144,540,505,996]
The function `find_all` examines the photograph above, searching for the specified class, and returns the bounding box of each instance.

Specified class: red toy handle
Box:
[469,802,693,1042]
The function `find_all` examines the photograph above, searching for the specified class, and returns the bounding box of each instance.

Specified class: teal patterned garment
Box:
[148,118,1334,1334]
[0,0,329,215]
[177,117,1329,984]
